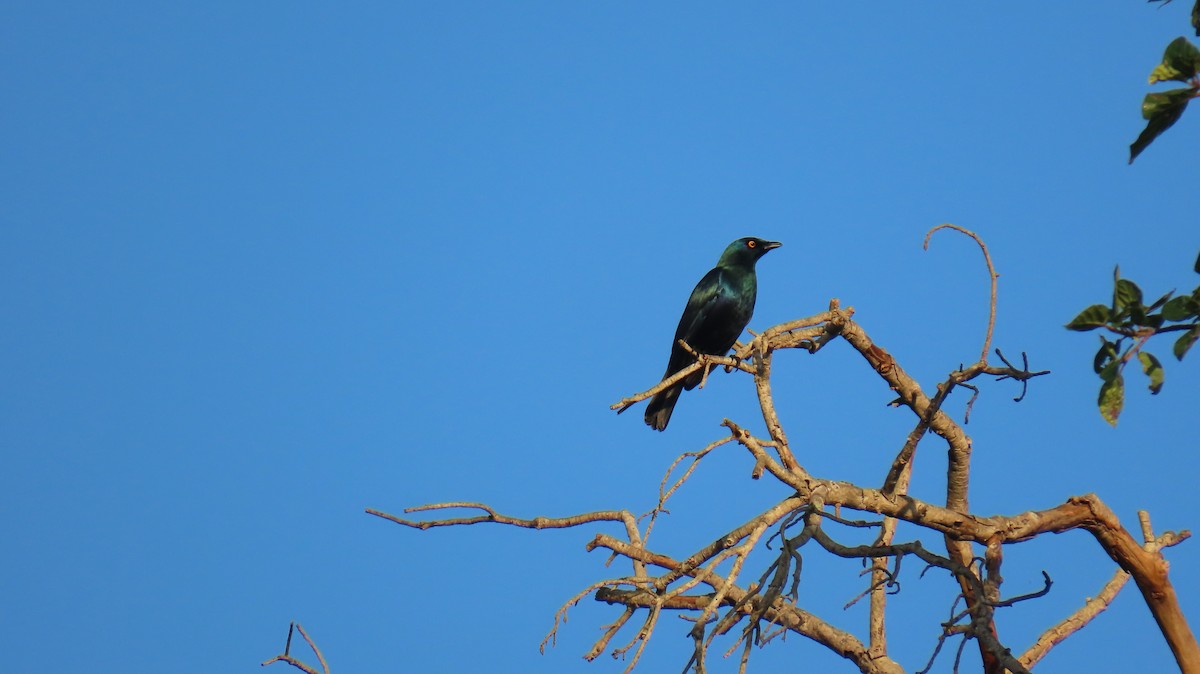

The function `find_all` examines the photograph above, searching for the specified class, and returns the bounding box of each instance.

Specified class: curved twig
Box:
[924,223,999,364]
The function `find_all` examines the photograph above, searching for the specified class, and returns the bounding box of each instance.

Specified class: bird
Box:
[637,237,781,431]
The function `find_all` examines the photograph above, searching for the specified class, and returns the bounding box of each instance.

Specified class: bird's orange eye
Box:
[747,240,756,248]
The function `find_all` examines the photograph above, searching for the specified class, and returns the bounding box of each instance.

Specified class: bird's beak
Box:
[763,241,782,251]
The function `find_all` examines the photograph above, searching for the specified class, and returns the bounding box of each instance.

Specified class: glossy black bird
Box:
[640,237,781,431]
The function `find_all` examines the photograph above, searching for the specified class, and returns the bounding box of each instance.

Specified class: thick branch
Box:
[1019,514,1191,668]
[1069,497,1199,672]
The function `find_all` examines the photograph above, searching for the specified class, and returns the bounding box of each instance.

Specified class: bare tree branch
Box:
[1019,514,1190,668]
[375,251,1195,673]
[262,623,328,674]
[924,223,999,365]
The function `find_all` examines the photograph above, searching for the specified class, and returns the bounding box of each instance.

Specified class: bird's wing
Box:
[674,267,726,345]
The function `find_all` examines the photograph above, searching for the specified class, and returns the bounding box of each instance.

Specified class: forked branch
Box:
[262,623,328,674]
[377,232,1194,673]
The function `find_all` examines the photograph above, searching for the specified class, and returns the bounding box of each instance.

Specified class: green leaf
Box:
[1148,289,1175,311]
[1098,371,1124,426]
[1141,87,1197,120]
[1098,355,1123,382]
[1129,301,1150,326]
[1163,295,1199,321]
[1138,311,1165,329]
[1094,336,1119,373]
[1130,88,1195,163]
[1138,351,1164,394]
[1174,325,1200,360]
[1067,304,1113,331]
[1194,249,1200,274]
[1113,278,1144,313]
[1148,37,1200,83]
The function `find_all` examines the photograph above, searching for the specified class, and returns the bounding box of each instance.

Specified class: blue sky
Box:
[2,3,1198,673]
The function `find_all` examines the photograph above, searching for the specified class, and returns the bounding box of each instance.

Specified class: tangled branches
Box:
[363,227,1197,674]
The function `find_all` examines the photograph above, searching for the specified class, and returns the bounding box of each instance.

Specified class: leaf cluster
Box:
[1130,35,1200,163]
[1066,252,1200,424]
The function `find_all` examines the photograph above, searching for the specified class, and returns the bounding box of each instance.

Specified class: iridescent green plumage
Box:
[642,237,781,431]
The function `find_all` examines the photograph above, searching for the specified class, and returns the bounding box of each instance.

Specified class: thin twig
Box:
[261,623,328,674]
[924,223,999,364]
[642,436,733,542]
[541,579,643,654]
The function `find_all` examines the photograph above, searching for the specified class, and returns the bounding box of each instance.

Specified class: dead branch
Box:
[1017,512,1191,668]
[381,266,1194,673]
[642,436,734,544]
[366,503,641,540]
[261,623,328,674]
[924,223,999,364]
[588,532,905,674]
[611,348,756,414]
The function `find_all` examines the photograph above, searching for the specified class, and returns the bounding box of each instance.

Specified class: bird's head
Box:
[718,237,782,267]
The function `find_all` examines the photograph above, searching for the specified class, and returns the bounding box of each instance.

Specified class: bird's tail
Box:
[644,384,682,431]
